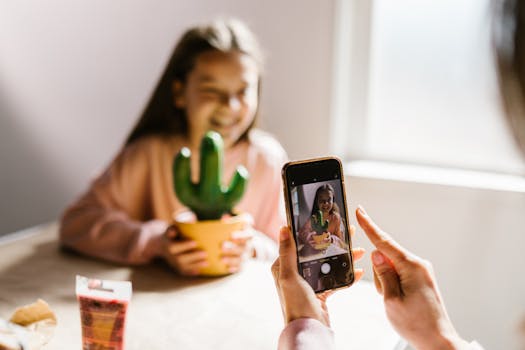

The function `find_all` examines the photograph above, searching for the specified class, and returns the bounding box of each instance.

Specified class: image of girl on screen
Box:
[297,184,347,259]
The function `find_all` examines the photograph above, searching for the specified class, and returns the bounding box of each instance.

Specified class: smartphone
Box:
[282,156,354,293]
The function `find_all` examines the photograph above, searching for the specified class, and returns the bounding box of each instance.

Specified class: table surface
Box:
[0,223,402,350]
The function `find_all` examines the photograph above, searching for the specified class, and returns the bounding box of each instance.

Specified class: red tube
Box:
[76,276,132,350]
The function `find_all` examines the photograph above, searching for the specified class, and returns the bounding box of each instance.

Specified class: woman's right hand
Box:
[161,226,209,276]
[356,206,470,350]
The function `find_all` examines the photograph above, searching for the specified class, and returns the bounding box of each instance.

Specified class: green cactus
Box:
[173,131,249,220]
[311,210,329,234]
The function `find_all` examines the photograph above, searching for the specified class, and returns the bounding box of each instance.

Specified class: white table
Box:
[0,223,403,349]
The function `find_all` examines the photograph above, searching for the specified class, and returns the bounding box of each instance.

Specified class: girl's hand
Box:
[306,231,331,250]
[321,232,331,244]
[272,226,365,326]
[162,226,209,276]
[220,229,253,273]
[329,234,345,248]
[305,231,317,248]
[356,207,470,350]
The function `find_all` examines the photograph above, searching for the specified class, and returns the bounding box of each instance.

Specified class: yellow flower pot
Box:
[312,232,331,250]
[174,212,249,276]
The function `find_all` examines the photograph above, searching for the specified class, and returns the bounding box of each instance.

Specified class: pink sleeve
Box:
[278,318,335,350]
[59,142,167,265]
[277,319,485,350]
[298,219,313,244]
[247,143,288,242]
[330,213,343,241]
[254,173,286,241]
[466,341,485,349]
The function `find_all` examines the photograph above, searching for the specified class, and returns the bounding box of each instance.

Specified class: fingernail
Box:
[231,231,242,240]
[222,241,234,250]
[279,227,290,242]
[357,205,367,215]
[372,251,385,265]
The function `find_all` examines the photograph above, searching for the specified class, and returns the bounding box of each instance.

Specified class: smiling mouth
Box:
[210,119,240,136]
[211,119,238,128]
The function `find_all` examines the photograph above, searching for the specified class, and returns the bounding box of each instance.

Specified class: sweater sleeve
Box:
[246,135,288,242]
[59,140,167,265]
[253,168,287,242]
[278,318,335,350]
[466,341,485,349]
[278,319,484,350]
[298,219,313,245]
[331,213,344,241]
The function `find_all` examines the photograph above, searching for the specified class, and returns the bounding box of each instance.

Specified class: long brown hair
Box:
[125,18,264,146]
[494,0,525,156]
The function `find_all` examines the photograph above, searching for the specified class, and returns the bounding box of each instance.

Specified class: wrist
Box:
[142,220,169,260]
[440,333,470,350]
[248,229,277,260]
[305,232,314,241]
[415,329,469,350]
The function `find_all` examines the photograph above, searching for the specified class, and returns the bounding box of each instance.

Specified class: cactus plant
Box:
[173,131,249,221]
[311,210,329,234]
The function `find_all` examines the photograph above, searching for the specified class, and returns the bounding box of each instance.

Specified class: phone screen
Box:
[282,157,354,293]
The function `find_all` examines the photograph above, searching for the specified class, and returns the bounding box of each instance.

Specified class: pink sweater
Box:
[59,130,288,265]
[278,319,485,350]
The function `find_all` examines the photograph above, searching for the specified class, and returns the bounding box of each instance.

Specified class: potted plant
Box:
[310,211,330,250]
[172,131,250,276]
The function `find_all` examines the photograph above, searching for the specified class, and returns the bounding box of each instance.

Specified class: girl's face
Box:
[174,50,259,149]
[317,191,334,213]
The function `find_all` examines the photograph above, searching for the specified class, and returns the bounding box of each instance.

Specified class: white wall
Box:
[0,0,335,234]
[347,173,525,350]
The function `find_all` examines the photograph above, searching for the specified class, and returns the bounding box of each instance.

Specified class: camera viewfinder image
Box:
[291,179,352,291]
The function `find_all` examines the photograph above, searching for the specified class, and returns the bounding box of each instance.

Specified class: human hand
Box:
[161,226,209,276]
[356,206,470,350]
[220,229,253,273]
[271,226,365,327]
[329,234,345,248]
[305,231,317,248]
[306,231,330,249]
[320,232,331,244]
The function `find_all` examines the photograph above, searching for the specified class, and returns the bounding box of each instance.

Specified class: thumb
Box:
[278,226,299,279]
[371,250,402,300]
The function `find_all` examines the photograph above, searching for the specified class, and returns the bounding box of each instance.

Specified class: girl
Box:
[298,184,345,256]
[59,19,287,276]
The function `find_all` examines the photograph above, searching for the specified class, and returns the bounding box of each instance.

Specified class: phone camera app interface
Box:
[290,179,353,292]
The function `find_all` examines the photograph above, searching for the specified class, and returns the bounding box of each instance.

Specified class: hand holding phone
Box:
[282,157,355,293]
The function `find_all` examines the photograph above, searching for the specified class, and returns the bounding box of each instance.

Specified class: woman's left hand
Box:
[271,226,365,326]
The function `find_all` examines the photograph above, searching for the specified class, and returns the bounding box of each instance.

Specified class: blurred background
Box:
[1,0,524,348]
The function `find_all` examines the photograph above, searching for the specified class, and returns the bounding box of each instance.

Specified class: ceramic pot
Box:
[173,211,249,276]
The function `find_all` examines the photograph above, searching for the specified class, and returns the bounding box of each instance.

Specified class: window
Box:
[331,0,525,176]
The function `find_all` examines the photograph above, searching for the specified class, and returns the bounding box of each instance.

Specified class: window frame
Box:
[330,0,525,182]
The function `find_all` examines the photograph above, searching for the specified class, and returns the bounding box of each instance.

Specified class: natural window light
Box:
[331,0,525,176]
